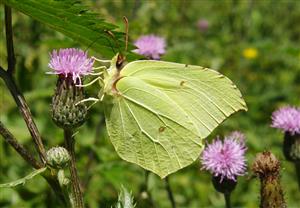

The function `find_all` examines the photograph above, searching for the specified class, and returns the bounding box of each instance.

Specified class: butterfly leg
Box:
[75,97,99,106]
[89,71,104,76]
[92,66,107,74]
[86,100,100,110]
[97,89,105,101]
[93,66,107,70]
[76,76,103,88]
[92,56,111,63]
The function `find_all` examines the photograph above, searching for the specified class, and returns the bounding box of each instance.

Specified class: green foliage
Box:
[105,58,246,178]
[0,167,46,188]
[1,0,132,58]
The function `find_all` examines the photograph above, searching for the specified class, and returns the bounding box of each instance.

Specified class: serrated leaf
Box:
[2,0,137,58]
[0,167,47,188]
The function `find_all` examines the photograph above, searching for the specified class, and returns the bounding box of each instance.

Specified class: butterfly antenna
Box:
[83,30,116,54]
[84,36,99,52]
[123,16,129,52]
[105,29,120,54]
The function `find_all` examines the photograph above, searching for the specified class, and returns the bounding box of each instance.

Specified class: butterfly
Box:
[77,52,247,178]
[77,17,247,177]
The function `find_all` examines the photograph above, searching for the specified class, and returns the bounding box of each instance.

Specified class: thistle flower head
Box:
[133,35,166,60]
[227,131,246,140]
[201,132,247,182]
[271,106,300,135]
[197,19,209,32]
[48,48,94,83]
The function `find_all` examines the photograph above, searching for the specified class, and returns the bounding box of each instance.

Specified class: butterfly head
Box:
[110,53,126,71]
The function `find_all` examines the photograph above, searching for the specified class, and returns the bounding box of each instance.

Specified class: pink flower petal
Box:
[201,132,247,182]
[271,106,300,135]
[48,48,94,83]
[133,35,166,60]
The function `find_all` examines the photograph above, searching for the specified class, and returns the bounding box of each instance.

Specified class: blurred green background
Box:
[1,0,300,207]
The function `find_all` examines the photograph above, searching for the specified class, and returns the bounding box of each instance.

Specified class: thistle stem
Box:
[224,192,232,208]
[4,6,15,74]
[0,121,69,206]
[0,121,43,169]
[164,176,176,208]
[64,129,84,208]
[2,6,46,163]
[0,67,47,163]
[1,6,69,206]
[42,169,71,206]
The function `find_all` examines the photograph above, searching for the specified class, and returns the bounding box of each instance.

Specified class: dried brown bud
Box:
[251,151,286,208]
[252,151,280,178]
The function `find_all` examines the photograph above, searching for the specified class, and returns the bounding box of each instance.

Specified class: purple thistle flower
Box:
[271,106,300,135]
[201,133,247,182]
[48,48,94,83]
[227,131,246,141]
[197,19,209,32]
[133,35,166,60]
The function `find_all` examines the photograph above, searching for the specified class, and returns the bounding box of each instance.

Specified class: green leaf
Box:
[2,0,135,58]
[0,167,47,188]
[105,58,247,178]
[113,185,136,208]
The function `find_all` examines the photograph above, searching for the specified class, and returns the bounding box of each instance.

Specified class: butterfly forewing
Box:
[120,61,247,138]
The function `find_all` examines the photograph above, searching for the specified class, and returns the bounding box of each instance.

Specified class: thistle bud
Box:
[51,76,87,129]
[46,146,70,169]
[252,151,286,208]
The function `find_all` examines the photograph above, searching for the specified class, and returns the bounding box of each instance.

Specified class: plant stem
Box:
[0,121,43,169]
[64,129,84,208]
[164,176,176,208]
[224,192,232,208]
[0,121,70,206]
[295,162,300,190]
[4,5,15,74]
[1,6,70,206]
[3,4,46,164]
[42,169,71,207]
[0,67,47,163]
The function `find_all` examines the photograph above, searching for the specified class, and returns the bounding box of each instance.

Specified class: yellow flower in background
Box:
[243,48,258,59]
